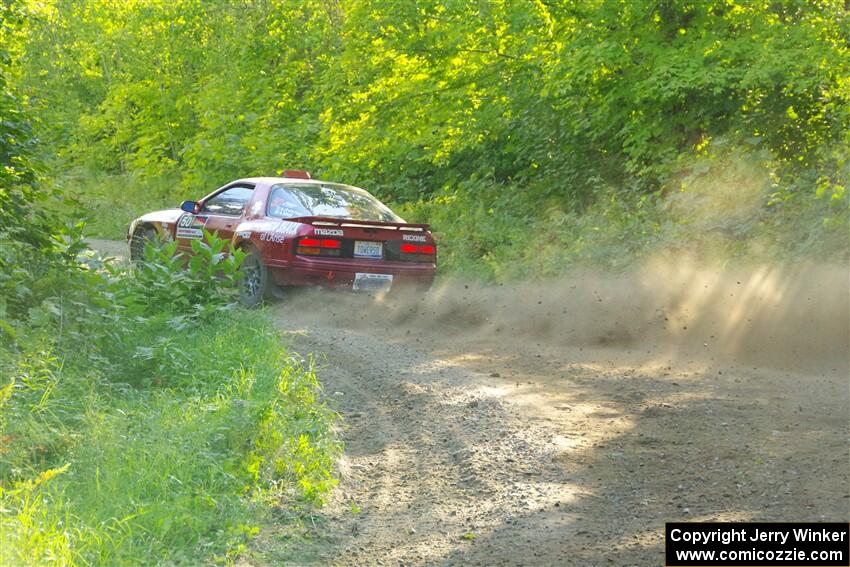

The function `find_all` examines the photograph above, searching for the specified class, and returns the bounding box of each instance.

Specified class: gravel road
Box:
[260,265,849,566]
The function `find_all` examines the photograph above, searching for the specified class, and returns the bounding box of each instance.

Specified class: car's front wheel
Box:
[129,226,157,263]
[238,247,269,307]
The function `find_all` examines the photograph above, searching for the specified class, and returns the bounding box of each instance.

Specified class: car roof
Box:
[236,177,347,187]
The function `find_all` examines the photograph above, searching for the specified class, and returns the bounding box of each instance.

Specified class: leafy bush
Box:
[130,233,245,315]
[17,1,850,204]
[0,234,339,565]
[2,6,336,564]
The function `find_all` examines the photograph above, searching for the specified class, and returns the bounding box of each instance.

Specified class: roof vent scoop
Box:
[282,169,311,179]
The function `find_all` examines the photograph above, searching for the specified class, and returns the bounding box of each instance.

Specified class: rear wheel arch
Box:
[234,239,259,257]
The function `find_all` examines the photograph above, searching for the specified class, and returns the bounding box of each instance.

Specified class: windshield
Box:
[267,183,403,222]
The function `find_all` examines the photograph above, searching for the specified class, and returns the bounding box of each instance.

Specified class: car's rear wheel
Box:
[239,247,268,307]
[129,226,157,263]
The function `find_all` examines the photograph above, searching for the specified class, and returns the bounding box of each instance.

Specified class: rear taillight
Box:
[400,243,435,254]
[399,242,436,261]
[296,237,341,256]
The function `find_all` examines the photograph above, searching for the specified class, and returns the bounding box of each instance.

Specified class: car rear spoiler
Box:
[284,216,430,231]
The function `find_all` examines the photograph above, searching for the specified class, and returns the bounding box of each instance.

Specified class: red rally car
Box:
[127,171,436,305]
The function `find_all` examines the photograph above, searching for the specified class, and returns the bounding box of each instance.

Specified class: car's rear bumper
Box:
[268,256,436,290]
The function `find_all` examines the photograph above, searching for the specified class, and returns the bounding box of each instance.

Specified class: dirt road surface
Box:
[87,238,129,259]
[258,261,849,566]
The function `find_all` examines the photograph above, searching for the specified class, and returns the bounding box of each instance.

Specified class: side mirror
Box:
[180,200,199,213]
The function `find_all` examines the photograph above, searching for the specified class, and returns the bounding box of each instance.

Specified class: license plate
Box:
[354,240,383,259]
[353,273,393,293]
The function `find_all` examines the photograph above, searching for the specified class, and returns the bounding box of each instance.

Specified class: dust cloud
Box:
[286,257,849,377]
[273,256,849,564]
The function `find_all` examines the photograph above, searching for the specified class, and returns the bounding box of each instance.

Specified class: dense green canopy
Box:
[11,0,850,274]
[18,0,848,192]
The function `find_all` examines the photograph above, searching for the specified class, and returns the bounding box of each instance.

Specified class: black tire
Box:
[238,247,269,307]
[129,226,157,263]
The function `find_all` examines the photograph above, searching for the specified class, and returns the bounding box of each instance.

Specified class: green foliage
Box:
[51,168,176,238]
[2,5,338,564]
[1,311,338,565]
[130,231,245,318]
[0,2,36,190]
[0,0,49,318]
[10,0,847,269]
[17,0,850,194]
[400,145,848,279]
[1,230,338,565]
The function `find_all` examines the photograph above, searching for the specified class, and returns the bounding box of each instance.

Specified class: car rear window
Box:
[267,183,403,222]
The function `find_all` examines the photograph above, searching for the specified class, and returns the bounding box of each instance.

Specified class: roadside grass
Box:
[0,238,339,566]
[49,167,178,239]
